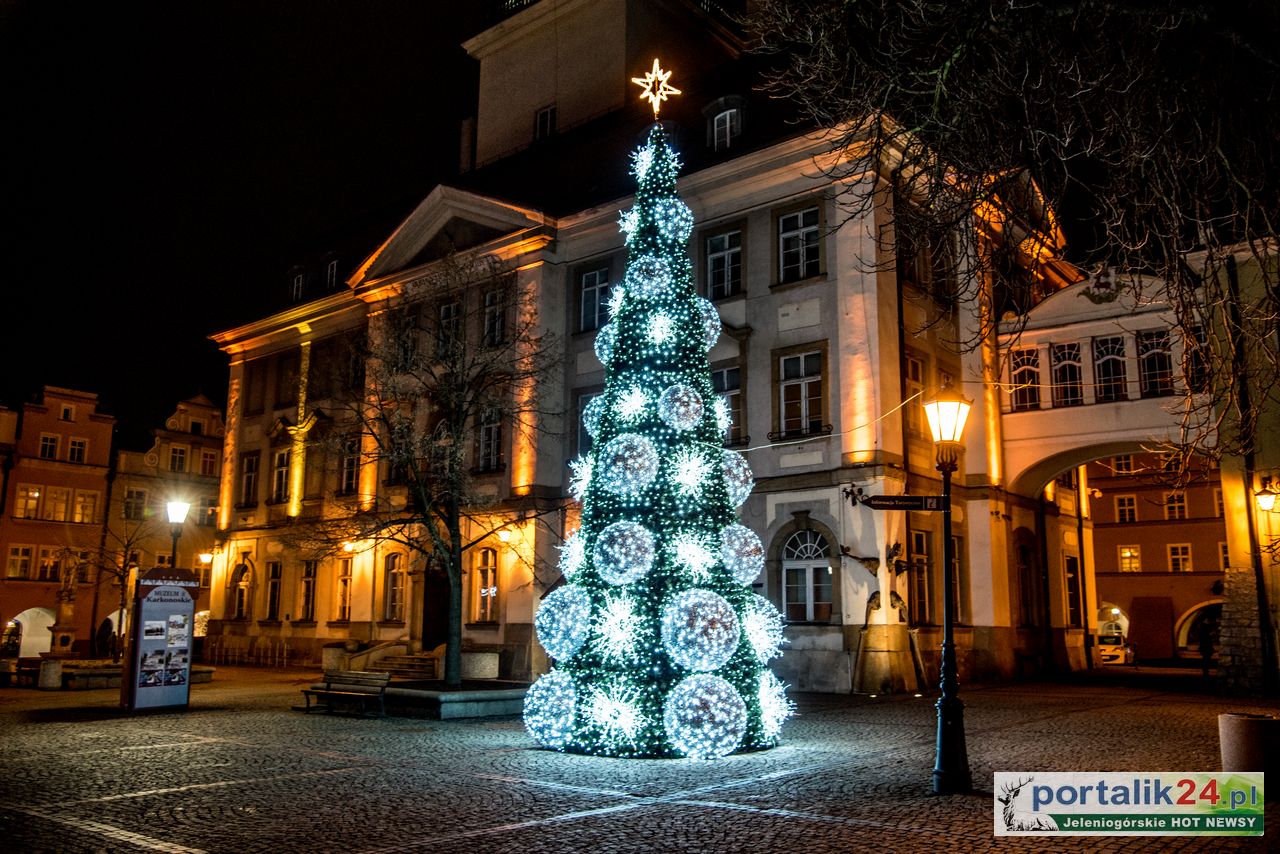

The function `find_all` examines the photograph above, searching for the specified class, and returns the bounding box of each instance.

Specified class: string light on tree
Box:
[525,60,789,758]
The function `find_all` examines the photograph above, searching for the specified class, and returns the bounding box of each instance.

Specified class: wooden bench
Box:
[301,670,391,717]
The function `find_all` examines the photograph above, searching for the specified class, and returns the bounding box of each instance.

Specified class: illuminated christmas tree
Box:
[523,61,792,759]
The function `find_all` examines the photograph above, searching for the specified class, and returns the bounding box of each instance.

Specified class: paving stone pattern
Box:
[0,668,1275,853]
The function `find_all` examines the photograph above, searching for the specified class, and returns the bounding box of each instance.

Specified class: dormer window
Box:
[60,404,75,421]
[291,272,304,301]
[703,96,745,151]
[535,105,557,142]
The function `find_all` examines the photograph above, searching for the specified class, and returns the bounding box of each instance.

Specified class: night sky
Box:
[0,1,483,444]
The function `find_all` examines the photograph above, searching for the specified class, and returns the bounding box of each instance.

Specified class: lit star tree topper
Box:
[524,75,793,759]
[631,58,681,118]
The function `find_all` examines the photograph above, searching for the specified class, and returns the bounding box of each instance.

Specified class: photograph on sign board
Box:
[167,649,189,668]
[143,621,165,639]
[167,614,189,647]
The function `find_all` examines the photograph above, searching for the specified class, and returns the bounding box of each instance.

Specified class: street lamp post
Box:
[922,382,973,795]
[166,500,190,568]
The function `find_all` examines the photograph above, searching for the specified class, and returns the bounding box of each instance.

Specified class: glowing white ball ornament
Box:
[594,322,617,364]
[720,523,764,584]
[653,198,694,244]
[722,449,754,506]
[661,588,739,671]
[627,255,673,301]
[535,585,592,661]
[742,594,786,663]
[658,384,703,431]
[593,520,656,585]
[696,298,721,350]
[582,396,606,440]
[558,529,586,580]
[598,434,660,496]
[663,674,748,759]
[524,669,577,749]
[758,671,795,741]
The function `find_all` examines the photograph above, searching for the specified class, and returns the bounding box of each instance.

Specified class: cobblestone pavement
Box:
[0,668,1274,853]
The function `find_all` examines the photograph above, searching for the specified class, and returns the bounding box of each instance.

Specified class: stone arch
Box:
[1010,441,1152,497]
[7,607,56,658]
[1097,601,1130,636]
[1174,600,1223,656]
[766,512,841,625]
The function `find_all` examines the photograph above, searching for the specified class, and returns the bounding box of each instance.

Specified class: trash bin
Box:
[1219,712,1279,800]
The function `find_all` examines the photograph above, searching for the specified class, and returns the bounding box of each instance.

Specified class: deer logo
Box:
[998,777,1058,831]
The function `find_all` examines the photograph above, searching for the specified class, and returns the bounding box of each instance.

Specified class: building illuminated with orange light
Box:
[203,0,1230,689]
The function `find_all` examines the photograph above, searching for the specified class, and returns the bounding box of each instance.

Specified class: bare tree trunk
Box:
[445,498,464,688]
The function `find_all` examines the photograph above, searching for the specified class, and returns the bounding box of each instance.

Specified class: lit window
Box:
[271,450,290,503]
[778,206,820,282]
[706,230,742,299]
[169,446,188,473]
[384,554,406,622]
[300,560,317,622]
[1093,336,1128,402]
[36,547,62,581]
[39,434,58,460]
[265,561,282,620]
[1118,545,1141,572]
[475,547,498,623]
[1010,348,1041,411]
[44,487,70,522]
[580,268,611,331]
[1165,492,1187,520]
[14,485,39,519]
[1114,495,1137,523]
[336,558,353,621]
[68,438,87,464]
[6,545,33,579]
[1137,329,1174,398]
[1168,544,1192,572]
[778,350,823,438]
[1050,343,1084,407]
[73,491,98,524]
[711,366,744,445]
[781,530,833,622]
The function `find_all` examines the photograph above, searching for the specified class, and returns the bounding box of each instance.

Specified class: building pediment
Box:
[350,185,551,288]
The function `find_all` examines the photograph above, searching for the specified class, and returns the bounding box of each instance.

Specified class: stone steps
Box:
[369,654,438,680]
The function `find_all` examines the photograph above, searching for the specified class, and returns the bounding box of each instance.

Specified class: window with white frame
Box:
[475,547,498,623]
[905,355,926,436]
[271,449,290,503]
[14,485,39,519]
[477,407,503,472]
[123,488,146,521]
[711,366,744,445]
[335,558,352,621]
[778,350,824,437]
[1137,329,1174,398]
[300,560,317,621]
[59,404,75,421]
[200,449,218,477]
[1064,555,1083,628]
[291,272,304,300]
[1093,336,1128,402]
[6,545,33,578]
[36,547,61,581]
[909,529,935,625]
[778,206,820,282]
[265,561,282,620]
[1114,495,1137,523]
[73,491,98,524]
[706,230,742,299]
[384,554,406,622]
[781,530,833,622]
[711,108,741,151]
[1165,491,1187,520]
[1168,544,1192,572]
[1220,542,1230,571]
[580,267,610,332]
[44,487,70,522]
[1050,343,1084,407]
[169,446,188,473]
[437,300,461,354]
[338,435,360,495]
[1118,545,1141,572]
[1010,348,1041,411]
[39,434,58,460]
[68,438,87,464]
[326,259,339,290]
[231,563,251,620]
